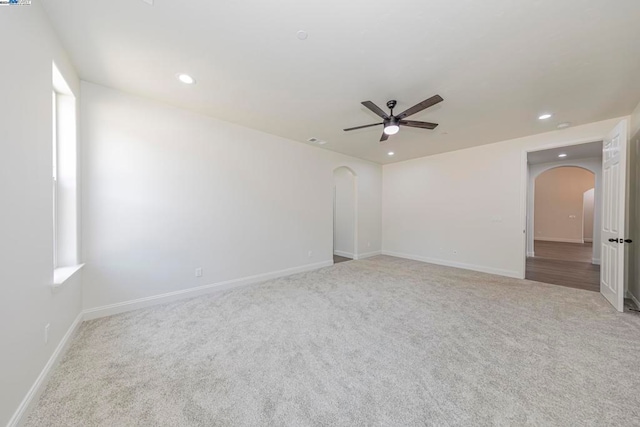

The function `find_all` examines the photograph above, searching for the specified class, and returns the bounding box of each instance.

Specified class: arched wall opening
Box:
[333,166,358,261]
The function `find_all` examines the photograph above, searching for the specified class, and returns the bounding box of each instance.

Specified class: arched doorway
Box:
[333,167,357,264]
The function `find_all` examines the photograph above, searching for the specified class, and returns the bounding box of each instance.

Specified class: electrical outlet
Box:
[368,242,371,248]
[308,251,313,257]
[44,323,50,344]
[195,268,203,278]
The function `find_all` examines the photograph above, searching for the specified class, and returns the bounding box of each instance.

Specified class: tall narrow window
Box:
[52,62,82,285]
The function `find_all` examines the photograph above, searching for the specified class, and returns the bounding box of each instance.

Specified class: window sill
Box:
[53,264,85,289]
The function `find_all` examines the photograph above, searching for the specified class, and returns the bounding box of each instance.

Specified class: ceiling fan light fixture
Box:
[384,124,400,135]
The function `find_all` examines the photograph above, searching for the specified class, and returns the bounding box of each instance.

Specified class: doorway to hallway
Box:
[525,143,601,292]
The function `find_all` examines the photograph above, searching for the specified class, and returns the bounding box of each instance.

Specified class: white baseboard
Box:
[382,250,521,279]
[356,250,381,260]
[527,251,535,258]
[584,238,593,243]
[592,258,601,265]
[534,237,584,244]
[83,260,333,321]
[7,312,84,427]
[333,250,354,259]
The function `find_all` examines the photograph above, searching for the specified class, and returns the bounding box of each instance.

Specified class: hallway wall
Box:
[534,167,595,243]
[583,189,595,242]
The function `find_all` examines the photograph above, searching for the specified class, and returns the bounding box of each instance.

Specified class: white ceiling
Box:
[527,141,602,165]
[41,0,640,164]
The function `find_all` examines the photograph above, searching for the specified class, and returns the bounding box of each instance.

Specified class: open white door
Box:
[600,120,628,312]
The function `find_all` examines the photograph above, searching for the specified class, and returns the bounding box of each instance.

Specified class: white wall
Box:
[583,188,595,241]
[81,82,382,311]
[382,117,625,279]
[333,167,356,258]
[0,1,82,425]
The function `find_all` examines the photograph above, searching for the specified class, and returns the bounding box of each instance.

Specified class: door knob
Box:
[609,238,618,242]
[625,239,633,243]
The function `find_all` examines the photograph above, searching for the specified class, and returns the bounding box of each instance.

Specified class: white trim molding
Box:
[7,312,84,427]
[83,260,333,321]
[382,250,522,279]
[592,258,601,265]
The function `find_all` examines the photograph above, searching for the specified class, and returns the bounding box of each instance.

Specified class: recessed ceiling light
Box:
[388,151,395,156]
[296,30,308,40]
[538,113,552,120]
[558,153,568,158]
[557,122,571,129]
[177,73,196,85]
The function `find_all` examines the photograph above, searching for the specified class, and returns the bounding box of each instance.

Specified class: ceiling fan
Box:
[344,95,444,142]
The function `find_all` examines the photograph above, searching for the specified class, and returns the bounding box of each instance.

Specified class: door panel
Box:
[600,120,627,312]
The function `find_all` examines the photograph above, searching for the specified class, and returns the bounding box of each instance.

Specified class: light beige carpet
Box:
[26,256,640,426]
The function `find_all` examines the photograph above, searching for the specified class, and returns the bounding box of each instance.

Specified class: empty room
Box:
[2,1,640,426]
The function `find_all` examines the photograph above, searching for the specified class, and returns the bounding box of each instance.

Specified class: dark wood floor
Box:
[533,240,593,263]
[333,255,352,264]
[526,241,600,292]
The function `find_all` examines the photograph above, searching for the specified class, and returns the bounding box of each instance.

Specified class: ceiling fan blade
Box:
[399,120,439,130]
[380,132,389,142]
[361,101,390,119]
[343,122,384,132]
[396,95,443,119]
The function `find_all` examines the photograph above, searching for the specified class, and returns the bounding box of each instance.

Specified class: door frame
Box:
[519,137,605,279]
